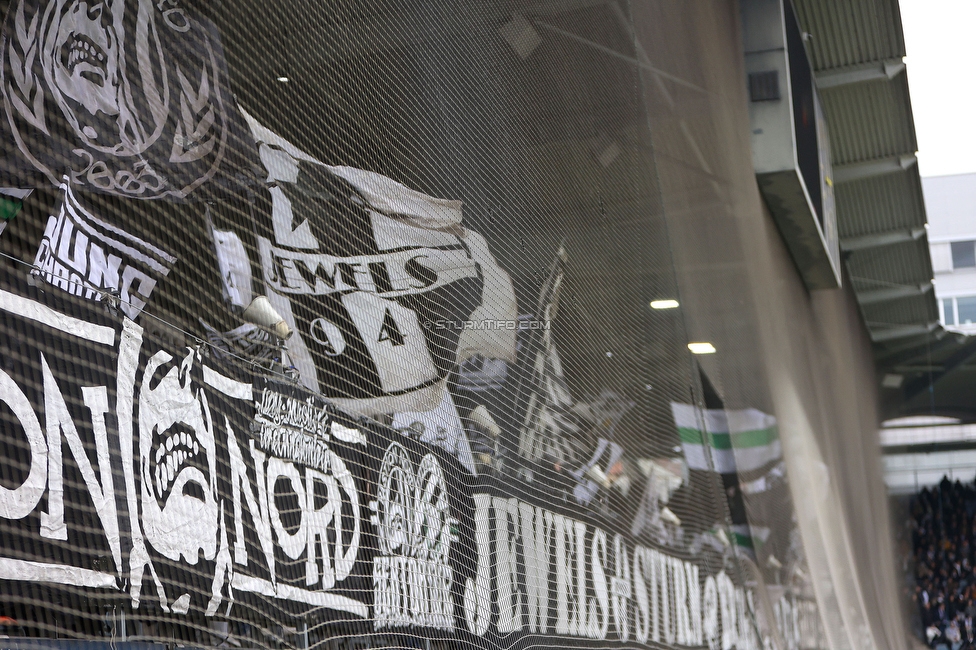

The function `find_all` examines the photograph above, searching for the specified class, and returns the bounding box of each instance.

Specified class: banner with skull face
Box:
[0,0,257,199]
[0,276,803,650]
[0,275,475,624]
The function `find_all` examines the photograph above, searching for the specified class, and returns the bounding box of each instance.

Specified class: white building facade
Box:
[926,173,976,333]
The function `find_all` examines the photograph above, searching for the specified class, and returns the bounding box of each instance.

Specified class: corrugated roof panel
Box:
[862,293,938,328]
[835,168,925,238]
[821,74,916,165]
[790,1,970,412]
[792,0,905,71]
[847,238,934,292]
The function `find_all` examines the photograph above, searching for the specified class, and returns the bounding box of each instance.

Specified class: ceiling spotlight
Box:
[881,373,904,389]
[276,76,290,83]
[688,342,716,354]
[651,299,679,310]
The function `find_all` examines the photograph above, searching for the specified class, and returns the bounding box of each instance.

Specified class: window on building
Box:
[944,298,957,325]
[952,241,976,269]
[958,297,976,324]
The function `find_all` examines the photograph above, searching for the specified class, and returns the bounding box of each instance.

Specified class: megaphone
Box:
[242,296,292,340]
[614,473,632,497]
[660,506,681,526]
[586,464,610,488]
[468,404,502,439]
[715,528,731,547]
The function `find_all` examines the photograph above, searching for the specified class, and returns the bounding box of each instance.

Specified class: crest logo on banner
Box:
[1,0,229,198]
[370,442,457,630]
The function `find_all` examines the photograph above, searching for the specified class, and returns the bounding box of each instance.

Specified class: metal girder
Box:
[883,440,976,456]
[857,282,932,305]
[870,321,940,343]
[876,330,954,367]
[904,335,976,401]
[832,153,917,183]
[841,227,925,252]
[894,364,944,373]
[815,58,906,89]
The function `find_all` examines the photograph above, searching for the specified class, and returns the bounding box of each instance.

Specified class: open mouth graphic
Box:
[150,423,209,505]
[60,33,108,85]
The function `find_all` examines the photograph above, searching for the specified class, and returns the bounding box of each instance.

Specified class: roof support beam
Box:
[893,364,944,373]
[876,330,954,366]
[870,321,940,343]
[832,153,917,183]
[883,440,976,456]
[857,282,932,305]
[841,227,925,252]
[904,335,976,401]
[816,58,906,89]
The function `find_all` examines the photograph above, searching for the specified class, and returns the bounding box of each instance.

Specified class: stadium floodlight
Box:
[650,299,680,309]
[688,342,716,354]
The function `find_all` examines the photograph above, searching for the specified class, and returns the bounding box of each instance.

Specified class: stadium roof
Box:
[792,0,973,420]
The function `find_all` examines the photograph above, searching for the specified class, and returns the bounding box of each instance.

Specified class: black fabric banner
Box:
[0,0,258,199]
[0,279,771,650]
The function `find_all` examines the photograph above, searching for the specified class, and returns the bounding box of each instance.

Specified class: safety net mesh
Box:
[0,2,827,650]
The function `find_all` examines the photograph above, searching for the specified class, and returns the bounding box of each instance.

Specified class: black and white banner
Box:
[0,0,257,199]
[227,112,517,423]
[31,180,176,318]
[0,281,800,650]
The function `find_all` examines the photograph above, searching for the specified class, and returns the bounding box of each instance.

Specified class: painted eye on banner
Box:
[373,443,416,556]
[308,317,346,356]
[370,443,457,561]
[412,453,452,564]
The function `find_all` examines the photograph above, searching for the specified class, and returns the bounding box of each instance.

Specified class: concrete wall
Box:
[630,2,908,648]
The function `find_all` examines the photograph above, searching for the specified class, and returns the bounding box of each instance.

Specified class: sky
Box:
[900,0,976,178]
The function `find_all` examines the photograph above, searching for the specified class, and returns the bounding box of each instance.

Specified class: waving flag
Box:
[209,110,517,420]
[0,187,29,233]
[670,402,780,474]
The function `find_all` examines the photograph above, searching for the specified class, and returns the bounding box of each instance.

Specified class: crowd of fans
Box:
[911,477,976,649]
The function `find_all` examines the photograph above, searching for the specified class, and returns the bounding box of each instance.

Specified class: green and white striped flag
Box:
[671,402,780,473]
[707,524,771,552]
[0,188,30,224]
